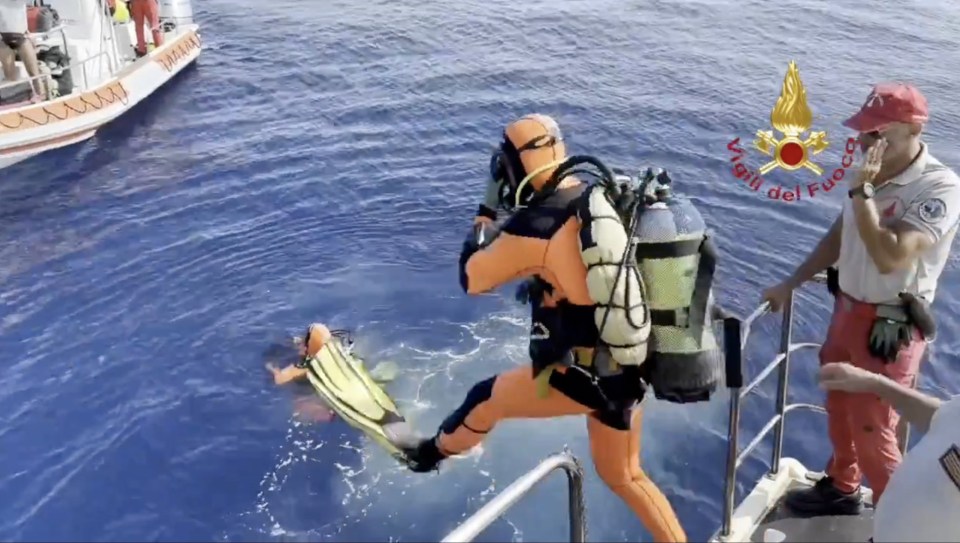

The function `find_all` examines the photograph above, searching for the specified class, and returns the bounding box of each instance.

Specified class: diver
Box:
[265,322,334,385]
[395,114,690,543]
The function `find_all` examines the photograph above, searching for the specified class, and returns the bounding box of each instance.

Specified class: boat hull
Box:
[0,26,202,170]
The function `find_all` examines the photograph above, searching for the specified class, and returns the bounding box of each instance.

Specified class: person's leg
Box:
[786,296,864,515]
[434,366,594,456]
[0,37,16,81]
[587,408,686,543]
[848,329,926,502]
[16,39,42,96]
[130,0,147,55]
[145,0,163,48]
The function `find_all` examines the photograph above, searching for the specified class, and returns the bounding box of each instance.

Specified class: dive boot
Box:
[784,476,863,516]
[398,436,447,473]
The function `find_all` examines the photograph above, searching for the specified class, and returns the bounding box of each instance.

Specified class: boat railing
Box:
[442,272,915,543]
[0,50,113,101]
[717,271,918,539]
[717,274,828,539]
[439,451,587,543]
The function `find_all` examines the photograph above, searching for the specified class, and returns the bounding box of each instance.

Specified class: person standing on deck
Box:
[761,82,960,515]
[129,0,163,58]
[818,362,960,541]
[0,0,42,97]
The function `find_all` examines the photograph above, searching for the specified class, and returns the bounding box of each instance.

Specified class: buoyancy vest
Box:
[574,182,651,367]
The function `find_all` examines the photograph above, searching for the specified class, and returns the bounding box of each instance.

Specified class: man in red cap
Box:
[762,82,960,516]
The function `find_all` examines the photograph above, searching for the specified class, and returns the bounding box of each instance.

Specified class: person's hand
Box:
[853,137,888,187]
[265,363,281,376]
[761,281,794,313]
[819,362,881,393]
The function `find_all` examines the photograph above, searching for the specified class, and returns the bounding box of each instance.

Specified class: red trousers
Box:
[820,292,926,501]
[130,0,163,55]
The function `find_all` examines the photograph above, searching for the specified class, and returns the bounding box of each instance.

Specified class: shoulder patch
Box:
[940,444,960,493]
[918,197,948,223]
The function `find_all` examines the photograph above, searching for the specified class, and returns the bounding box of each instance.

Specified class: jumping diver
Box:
[395,114,688,543]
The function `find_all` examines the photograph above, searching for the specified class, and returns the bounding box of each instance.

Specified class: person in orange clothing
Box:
[129,0,163,57]
[396,114,687,542]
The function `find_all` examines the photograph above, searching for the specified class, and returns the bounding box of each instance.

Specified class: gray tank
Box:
[632,171,723,403]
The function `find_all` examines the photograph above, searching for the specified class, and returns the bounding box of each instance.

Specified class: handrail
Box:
[0,50,112,96]
[440,451,587,543]
[718,272,829,539]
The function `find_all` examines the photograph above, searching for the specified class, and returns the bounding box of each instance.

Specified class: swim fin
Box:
[304,339,416,464]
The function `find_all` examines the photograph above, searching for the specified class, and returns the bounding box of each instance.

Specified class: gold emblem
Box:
[753,61,829,175]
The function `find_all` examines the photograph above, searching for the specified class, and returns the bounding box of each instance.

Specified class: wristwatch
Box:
[848,182,876,200]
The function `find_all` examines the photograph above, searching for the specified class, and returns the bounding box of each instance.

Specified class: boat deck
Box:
[750,477,874,542]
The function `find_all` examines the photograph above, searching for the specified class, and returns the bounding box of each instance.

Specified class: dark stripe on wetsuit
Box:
[440,376,496,435]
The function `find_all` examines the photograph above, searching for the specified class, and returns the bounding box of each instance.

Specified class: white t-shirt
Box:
[0,0,27,34]
[873,395,960,542]
[838,144,960,304]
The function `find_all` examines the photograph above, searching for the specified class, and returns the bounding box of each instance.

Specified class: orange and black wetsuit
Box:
[405,115,687,542]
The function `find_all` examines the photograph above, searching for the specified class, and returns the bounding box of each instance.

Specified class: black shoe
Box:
[399,437,447,473]
[784,476,863,516]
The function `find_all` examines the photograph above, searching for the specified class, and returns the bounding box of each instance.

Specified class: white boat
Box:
[0,0,201,170]
[439,273,896,543]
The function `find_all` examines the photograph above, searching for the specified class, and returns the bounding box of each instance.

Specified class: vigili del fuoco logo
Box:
[727,61,857,202]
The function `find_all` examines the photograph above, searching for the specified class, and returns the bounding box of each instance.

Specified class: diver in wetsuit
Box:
[266,323,333,385]
[398,114,687,542]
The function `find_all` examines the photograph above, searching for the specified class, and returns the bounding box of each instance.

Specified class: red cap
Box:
[842,82,929,132]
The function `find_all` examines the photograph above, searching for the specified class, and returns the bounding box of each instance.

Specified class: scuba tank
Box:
[632,168,722,403]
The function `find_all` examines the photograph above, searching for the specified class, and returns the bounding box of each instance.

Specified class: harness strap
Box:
[643,235,717,349]
[688,235,717,345]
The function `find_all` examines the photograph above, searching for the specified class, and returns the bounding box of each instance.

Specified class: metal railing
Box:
[717,273,913,538]
[440,451,587,543]
[0,50,112,99]
[442,273,919,543]
[718,279,824,539]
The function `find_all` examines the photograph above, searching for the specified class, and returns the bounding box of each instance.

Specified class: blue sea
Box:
[2,0,959,541]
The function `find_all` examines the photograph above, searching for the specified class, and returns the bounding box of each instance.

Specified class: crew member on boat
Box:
[0,0,42,98]
[818,362,960,541]
[130,0,163,57]
[762,82,960,515]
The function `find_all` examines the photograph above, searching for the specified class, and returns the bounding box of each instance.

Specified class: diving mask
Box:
[488,137,565,212]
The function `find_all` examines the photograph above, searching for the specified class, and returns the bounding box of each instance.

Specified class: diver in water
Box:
[266,323,405,432]
[265,323,333,385]
[396,114,690,542]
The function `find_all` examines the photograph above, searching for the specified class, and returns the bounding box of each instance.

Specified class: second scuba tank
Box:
[159,0,194,31]
[633,170,722,403]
